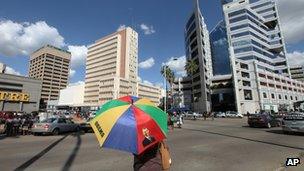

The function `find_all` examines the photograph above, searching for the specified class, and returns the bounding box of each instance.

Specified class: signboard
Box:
[0,91,30,102]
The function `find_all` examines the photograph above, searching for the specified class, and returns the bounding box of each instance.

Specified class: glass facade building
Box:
[223,0,289,76]
[210,20,231,75]
[184,0,212,113]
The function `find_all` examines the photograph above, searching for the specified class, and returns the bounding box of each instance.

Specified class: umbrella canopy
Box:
[90,96,168,154]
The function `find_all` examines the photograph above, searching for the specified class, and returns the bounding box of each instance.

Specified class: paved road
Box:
[0,118,303,171]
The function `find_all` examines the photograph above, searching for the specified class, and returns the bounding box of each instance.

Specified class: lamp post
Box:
[162,63,167,113]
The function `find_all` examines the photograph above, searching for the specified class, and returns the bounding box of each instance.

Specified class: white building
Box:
[58,84,85,107]
[84,27,138,107]
[137,82,163,106]
[221,0,304,114]
[231,53,304,113]
[172,77,192,109]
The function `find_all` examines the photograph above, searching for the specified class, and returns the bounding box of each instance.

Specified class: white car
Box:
[214,112,226,118]
[226,111,243,118]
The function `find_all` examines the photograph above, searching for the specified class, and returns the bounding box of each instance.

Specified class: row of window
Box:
[263,92,299,101]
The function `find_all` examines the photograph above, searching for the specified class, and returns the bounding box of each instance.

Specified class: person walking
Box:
[5,115,13,137]
[133,141,171,171]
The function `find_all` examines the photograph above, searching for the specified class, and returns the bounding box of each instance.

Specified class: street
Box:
[0,118,303,171]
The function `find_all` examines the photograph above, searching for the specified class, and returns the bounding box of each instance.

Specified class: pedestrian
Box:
[168,114,174,131]
[5,115,13,137]
[203,112,207,120]
[133,141,171,171]
[211,112,214,121]
[21,117,29,135]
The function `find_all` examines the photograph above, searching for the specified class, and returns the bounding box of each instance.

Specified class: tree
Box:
[185,59,199,109]
[161,65,175,109]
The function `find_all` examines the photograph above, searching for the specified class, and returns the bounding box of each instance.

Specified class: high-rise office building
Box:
[84,27,138,107]
[29,45,71,101]
[222,0,304,113]
[290,65,304,82]
[210,20,231,75]
[223,0,289,76]
[184,0,212,113]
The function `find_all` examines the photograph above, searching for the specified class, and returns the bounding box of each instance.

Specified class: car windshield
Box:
[40,118,56,123]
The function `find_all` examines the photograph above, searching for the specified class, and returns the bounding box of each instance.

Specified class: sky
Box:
[0,0,304,87]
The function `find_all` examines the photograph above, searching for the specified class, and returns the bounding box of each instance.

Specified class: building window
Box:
[278,94,282,99]
[242,81,251,87]
[244,90,253,100]
[290,96,293,100]
[296,96,298,101]
[271,93,275,99]
[240,63,249,69]
[263,92,267,98]
[241,72,250,78]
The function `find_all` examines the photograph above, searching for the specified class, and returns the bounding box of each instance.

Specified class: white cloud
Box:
[155,82,164,88]
[140,23,155,35]
[277,0,304,44]
[137,76,142,82]
[68,45,88,68]
[139,57,155,69]
[68,80,85,87]
[0,20,65,56]
[4,66,21,76]
[117,24,126,31]
[69,69,76,78]
[165,56,187,76]
[286,51,304,66]
[143,80,153,86]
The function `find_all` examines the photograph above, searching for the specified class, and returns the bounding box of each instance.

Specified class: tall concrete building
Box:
[29,45,71,101]
[84,27,138,107]
[184,0,212,113]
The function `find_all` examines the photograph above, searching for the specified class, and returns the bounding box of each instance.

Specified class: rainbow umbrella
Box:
[90,96,167,154]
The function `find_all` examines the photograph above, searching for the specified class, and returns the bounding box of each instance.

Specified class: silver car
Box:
[282,113,304,133]
[32,117,80,135]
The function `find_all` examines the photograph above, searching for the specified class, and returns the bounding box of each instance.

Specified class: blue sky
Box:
[0,0,304,86]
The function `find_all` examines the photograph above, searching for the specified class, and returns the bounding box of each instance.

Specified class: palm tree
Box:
[185,59,199,77]
[161,65,175,109]
[185,59,199,109]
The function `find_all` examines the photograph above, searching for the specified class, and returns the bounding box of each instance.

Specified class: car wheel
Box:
[52,128,60,135]
[267,122,271,128]
[283,130,289,134]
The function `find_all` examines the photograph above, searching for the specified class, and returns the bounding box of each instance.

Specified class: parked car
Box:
[226,111,243,118]
[248,113,281,128]
[213,112,226,118]
[282,112,304,133]
[80,117,93,133]
[32,117,80,135]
